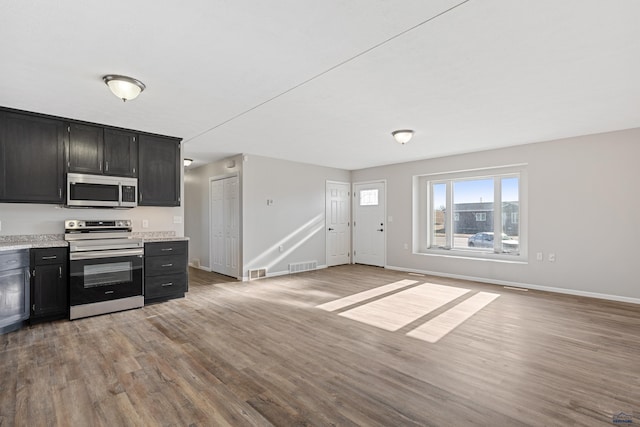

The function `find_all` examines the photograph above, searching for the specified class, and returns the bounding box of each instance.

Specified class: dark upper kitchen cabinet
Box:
[68,124,138,177]
[0,111,65,203]
[67,123,104,174]
[138,134,181,206]
[104,129,137,177]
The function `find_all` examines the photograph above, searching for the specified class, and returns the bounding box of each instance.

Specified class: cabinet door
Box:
[0,267,30,330]
[104,129,137,177]
[68,123,104,174]
[0,112,65,203]
[138,135,181,206]
[31,263,68,319]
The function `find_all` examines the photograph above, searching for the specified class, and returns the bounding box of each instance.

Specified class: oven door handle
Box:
[70,249,144,260]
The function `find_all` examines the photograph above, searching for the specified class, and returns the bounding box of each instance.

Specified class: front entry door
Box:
[210,176,239,277]
[353,181,386,267]
[326,181,350,266]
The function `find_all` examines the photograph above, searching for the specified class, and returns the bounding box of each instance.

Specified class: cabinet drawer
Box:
[145,241,187,257]
[0,250,29,272]
[32,247,67,265]
[145,254,187,276]
[145,273,186,299]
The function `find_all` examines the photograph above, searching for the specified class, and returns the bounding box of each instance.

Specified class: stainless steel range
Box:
[65,219,144,320]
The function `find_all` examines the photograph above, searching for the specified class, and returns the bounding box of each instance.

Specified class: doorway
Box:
[353,181,386,267]
[210,175,239,278]
[326,181,351,266]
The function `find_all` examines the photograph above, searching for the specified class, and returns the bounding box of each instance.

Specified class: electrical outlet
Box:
[404,243,409,250]
[173,216,182,224]
[142,219,149,229]
[536,252,543,261]
[278,245,284,252]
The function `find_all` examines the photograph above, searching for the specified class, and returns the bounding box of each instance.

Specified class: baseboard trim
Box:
[240,264,329,282]
[385,265,640,305]
[188,263,211,272]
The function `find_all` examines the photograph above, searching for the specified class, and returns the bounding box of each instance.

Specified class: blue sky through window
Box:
[433,177,519,209]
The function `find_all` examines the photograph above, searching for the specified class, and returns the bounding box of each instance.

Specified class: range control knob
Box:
[67,221,75,228]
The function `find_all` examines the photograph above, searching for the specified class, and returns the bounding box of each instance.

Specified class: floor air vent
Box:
[289,261,318,274]
[249,268,267,280]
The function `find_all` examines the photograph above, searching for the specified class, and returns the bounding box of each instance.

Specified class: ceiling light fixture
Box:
[392,129,414,145]
[183,158,193,167]
[102,75,146,102]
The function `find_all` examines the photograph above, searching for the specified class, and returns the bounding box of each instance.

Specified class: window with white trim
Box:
[416,165,526,260]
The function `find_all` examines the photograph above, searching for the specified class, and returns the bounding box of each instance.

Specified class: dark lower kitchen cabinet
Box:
[144,241,188,303]
[138,135,181,206]
[30,247,68,323]
[0,110,65,203]
[0,250,30,334]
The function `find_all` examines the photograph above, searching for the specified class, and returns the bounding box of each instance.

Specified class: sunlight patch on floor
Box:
[317,280,500,342]
[338,283,470,331]
[406,292,500,343]
[316,279,418,312]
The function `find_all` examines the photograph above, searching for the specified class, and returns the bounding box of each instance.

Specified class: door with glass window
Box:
[353,182,386,267]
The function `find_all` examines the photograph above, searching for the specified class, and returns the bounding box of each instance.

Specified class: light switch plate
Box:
[173,216,182,224]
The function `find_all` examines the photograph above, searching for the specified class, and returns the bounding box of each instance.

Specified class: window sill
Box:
[415,249,528,264]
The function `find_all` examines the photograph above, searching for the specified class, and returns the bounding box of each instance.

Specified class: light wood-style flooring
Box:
[1,265,639,426]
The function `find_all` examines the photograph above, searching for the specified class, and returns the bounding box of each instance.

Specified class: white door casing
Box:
[353,181,386,267]
[326,181,350,267]
[210,175,239,277]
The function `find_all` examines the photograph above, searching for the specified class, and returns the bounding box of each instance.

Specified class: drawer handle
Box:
[161,282,173,287]
[41,255,57,260]
[161,248,173,251]
[105,290,114,294]
[7,260,17,263]
[161,263,173,267]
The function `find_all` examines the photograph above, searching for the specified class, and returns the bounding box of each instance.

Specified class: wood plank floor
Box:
[1,265,639,426]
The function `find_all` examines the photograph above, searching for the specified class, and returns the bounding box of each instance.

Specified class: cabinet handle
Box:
[42,255,57,260]
[105,161,109,172]
[32,304,36,312]
[161,248,173,251]
[59,266,62,279]
[99,162,102,171]
[105,290,114,294]
[161,263,173,267]
[58,188,62,198]
[161,282,173,287]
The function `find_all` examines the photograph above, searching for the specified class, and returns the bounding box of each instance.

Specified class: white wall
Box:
[183,154,244,270]
[185,154,350,277]
[242,155,350,277]
[0,203,184,236]
[352,128,640,302]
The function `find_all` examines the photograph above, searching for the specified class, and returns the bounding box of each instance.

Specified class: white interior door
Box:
[210,176,239,277]
[326,181,350,266]
[353,181,386,267]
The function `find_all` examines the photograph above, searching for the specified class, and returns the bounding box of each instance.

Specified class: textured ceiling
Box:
[1,0,638,170]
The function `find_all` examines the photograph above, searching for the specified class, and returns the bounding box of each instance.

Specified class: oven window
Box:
[84,261,132,288]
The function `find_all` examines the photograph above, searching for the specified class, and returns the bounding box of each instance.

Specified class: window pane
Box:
[431,183,446,248]
[360,189,378,206]
[453,179,494,250]
[501,177,519,254]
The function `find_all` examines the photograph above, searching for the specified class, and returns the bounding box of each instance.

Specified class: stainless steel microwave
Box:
[66,173,137,208]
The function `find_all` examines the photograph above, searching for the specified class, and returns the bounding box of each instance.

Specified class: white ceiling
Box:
[1,0,639,170]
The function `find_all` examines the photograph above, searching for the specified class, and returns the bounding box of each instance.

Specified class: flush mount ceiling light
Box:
[183,158,193,167]
[102,75,146,102]
[391,129,414,145]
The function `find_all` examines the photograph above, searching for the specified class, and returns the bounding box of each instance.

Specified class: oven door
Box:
[69,250,143,306]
